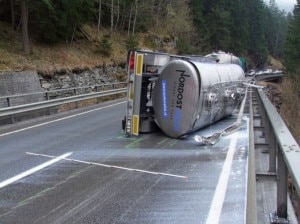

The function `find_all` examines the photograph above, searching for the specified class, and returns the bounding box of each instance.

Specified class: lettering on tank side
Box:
[162,80,168,118]
[171,70,190,133]
[175,70,190,110]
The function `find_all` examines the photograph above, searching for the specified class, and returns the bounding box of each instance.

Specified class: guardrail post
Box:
[46,92,49,100]
[45,92,51,115]
[95,86,100,103]
[268,129,277,173]
[261,106,269,144]
[113,84,117,100]
[277,149,288,218]
[7,97,15,123]
[6,97,11,107]
[270,149,289,223]
[73,89,78,108]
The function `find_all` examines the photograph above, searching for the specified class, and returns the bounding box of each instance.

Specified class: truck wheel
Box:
[122,116,126,130]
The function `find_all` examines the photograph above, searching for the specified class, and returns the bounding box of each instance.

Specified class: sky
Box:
[273,0,297,12]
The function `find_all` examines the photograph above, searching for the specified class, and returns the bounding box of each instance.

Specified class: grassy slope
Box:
[279,78,300,144]
[0,22,130,75]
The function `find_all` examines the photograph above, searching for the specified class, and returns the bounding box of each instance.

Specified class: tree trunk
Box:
[120,2,126,31]
[110,0,114,32]
[156,0,162,25]
[71,23,77,44]
[97,0,102,39]
[132,0,138,35]
[274,33,279,57]
[114,0,120,30]
[150,0,155,13]
[21,0,31,55]
[127,4,133,36]
[10,0,15,31]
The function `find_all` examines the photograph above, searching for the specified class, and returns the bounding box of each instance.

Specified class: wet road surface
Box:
[0,99,249,223]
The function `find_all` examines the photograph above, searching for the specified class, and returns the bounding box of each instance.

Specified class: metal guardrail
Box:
[0,82,126,108]
[256,88,300,222]
[247,89,258,224]
[254,73,284,82]
[0,84,127,118]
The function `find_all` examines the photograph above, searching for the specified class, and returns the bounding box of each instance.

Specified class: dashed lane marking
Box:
[27,152,188,179]
[0,152,72,189]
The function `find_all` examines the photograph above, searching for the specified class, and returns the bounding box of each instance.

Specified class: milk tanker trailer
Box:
[122,50,245,138]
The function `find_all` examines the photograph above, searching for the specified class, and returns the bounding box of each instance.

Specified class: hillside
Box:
[2,21,297,141]
[0,22,132,74]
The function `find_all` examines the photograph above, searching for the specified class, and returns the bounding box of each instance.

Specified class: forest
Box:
[0,0,299,72]
[0,0,300,156]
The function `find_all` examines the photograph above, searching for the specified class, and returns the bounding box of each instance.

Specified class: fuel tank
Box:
[152,59,245,138]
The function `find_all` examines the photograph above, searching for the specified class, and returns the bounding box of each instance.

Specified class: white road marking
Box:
[0,101,126,137]
[205,132,239,224]
[27,152,188,179]
[205,89,248,224]
[0,152,72,189]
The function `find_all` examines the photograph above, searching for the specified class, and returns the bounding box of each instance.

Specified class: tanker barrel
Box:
[152,59,245,138]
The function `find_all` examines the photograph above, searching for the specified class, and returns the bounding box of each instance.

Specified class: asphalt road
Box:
[0,98,249,224]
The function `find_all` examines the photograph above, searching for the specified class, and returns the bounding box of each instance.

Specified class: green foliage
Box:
[126,35,139,50]
[98,34,112,56]
[143,37,156,50]
[225,0,249,55]
[292,73,300,91]
[0,0,292,68]
[190,0,289,67]
[176,38,195,55]
[208,5,231,50]
[247,0,269,67]
[161,1,193,37]
[284,0,300,73]
[135,16,153,33]
[27,0,94,43]
[264,0,289,58]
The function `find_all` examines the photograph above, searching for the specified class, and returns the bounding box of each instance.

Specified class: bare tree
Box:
[10,0,15,31]
[156,0,162,25]
[114,0,120,30]
[127,3,133,36]
[20,0,31,55]
[110,0,114,32]
[120,2,127,31]
[97,0,102,39]
[132,0,138,34]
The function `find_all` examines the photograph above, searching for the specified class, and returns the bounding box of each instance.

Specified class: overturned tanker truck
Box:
[122,50,245,138]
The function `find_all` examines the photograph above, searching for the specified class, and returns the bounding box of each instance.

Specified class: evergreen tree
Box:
[284,0,300,72]
[207,4,231,51]
[190,0,210,51]
[225,0,248,55]
[247,0,268,67]
[28,0,94,43]
[0,0,292,65]
[265,0,288,58]
[21,0,31,54]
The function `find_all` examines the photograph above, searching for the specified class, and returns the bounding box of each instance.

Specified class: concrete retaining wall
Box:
[0,66,126,124]
[0,71,44,107]
[0,66,126,107]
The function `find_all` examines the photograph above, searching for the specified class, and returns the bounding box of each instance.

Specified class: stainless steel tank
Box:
[205,51,242,66]
[152,59,245,138]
